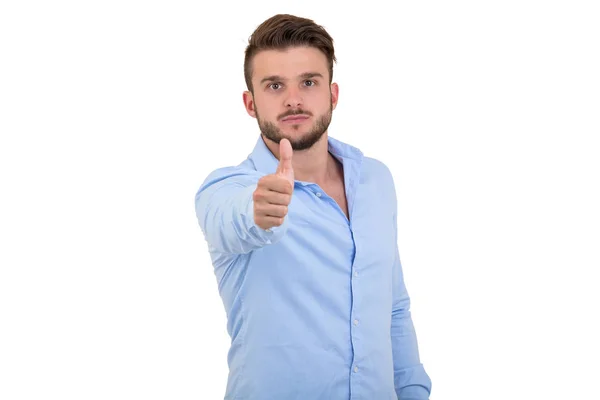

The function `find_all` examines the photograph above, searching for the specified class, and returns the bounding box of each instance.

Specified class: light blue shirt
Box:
[195,135,432,400]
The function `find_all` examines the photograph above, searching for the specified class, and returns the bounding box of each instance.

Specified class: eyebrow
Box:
[260,72,324,85]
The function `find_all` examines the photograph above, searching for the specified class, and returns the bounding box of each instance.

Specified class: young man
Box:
[195,14,432,400]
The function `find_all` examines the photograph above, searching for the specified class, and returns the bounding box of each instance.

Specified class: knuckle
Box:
[255,217,267,230]
[255,204,266,216]
[253,189,265,202]
[257,176,269,188]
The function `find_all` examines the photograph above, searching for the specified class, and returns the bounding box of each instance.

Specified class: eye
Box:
[269,82,282,90]
[304,80,315,87]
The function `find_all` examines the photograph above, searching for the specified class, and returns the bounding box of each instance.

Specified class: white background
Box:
[1,1,599,399]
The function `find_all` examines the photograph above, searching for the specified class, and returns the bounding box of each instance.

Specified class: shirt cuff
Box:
[261,215,289,241]
[396,385,431,400]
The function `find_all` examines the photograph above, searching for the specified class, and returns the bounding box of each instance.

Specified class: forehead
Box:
[251,46,329,82]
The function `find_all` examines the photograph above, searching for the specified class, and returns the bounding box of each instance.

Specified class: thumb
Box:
[276,138,294,184]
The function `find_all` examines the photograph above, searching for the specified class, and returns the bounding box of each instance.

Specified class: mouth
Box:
[281,115,310,123]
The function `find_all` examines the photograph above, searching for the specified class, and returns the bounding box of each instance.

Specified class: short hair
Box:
[244,14,336,93]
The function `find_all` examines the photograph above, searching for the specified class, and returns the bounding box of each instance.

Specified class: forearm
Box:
[195,171,289,254]
[391,304,431,399]
[389,183,432,399]
[391,230,431,398]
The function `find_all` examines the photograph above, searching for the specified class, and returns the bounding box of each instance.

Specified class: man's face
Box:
[243,46,339,151]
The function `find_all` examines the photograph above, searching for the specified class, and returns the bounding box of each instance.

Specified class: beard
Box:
[255,103,333,151]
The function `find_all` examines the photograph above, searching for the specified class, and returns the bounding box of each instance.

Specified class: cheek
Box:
[257,97,277,111]
[254,100,275,119]
[311,91,331,107]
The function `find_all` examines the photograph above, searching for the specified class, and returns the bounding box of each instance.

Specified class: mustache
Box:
[279,110,312,119]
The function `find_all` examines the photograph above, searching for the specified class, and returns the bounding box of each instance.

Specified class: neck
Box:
[263,133,340,186]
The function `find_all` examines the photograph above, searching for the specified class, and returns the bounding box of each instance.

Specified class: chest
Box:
[322,181,349,219]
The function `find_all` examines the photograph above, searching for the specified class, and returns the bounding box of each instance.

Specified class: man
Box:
[195,14,432,400]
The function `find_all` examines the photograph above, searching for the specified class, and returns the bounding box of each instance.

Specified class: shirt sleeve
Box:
[390,186,432,399]
[194,167,290,254]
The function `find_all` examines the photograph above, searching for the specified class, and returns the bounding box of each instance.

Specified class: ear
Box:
[330,83,339,111]
[243,90,257,118]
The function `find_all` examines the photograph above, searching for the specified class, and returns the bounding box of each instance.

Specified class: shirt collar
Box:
[248,134,364,185]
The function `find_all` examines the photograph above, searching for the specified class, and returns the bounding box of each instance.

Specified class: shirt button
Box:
[353,319,359,326]
[315,192,321,197]
[354,271,358,277]
[354,366,359,373]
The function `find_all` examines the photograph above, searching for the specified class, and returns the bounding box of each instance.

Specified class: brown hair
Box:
[244,14,336,93]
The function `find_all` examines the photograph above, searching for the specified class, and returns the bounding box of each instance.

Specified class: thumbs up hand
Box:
[253,138,295,231]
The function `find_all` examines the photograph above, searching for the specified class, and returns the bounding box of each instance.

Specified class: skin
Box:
[251,138,295,230]
[242,46,344,230]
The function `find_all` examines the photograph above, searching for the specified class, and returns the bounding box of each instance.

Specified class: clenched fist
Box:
[253,138,294,230]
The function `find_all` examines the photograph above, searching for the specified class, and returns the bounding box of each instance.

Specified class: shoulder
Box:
[198,159,264,193]
[360,156,399,210]
[362,156,395,186]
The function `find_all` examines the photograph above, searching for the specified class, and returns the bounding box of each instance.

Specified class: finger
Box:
[255,215,285,229]
[262,190,291,206]
[253,184,292,206]
[255,203,288,218]
[276,138,294,183]
[258,175,294,195]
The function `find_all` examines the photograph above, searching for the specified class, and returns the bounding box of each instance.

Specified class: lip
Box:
[281,115,309,123]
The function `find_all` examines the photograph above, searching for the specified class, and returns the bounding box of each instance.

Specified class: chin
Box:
[281,130,312,141]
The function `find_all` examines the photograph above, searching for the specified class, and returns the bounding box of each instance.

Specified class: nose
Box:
[284,87,303,108]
